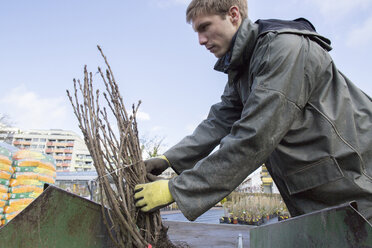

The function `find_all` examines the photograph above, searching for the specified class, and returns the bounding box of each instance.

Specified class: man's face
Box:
[193,13,239,58]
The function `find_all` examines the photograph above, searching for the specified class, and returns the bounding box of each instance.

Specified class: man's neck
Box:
[214,27,240,73]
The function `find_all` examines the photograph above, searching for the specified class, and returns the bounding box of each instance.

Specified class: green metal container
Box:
[250,201,372,247]
[0,185,115,248]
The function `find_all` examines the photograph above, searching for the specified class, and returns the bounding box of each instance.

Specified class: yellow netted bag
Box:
[11,172,38,181]
[4,205,28,213]
[6,198,34,206]
[12,150,44,160]
[0,193,8,201]
[13,166,56,177]
[10,179,44,187]
[8,185,43,194]
[37,174,55,184]
[3,211,21,221]
[13,150,56,171]
[0,163,14,173]
[0,171,12,180]
[0,184,9,193]
[0,200,7,208]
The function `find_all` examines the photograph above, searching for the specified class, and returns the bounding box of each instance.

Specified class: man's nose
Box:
[198,33,207,45]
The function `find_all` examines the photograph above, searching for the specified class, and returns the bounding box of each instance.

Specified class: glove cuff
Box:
[158,155,170,167]
[161,180,174,204]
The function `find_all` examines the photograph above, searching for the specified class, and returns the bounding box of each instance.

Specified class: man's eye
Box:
[200,24,209,32]
[198,23,209,32]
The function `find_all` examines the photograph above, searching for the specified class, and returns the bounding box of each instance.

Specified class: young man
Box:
[134,0,372,223]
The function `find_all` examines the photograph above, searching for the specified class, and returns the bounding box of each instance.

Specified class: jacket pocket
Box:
[284,157,344,195]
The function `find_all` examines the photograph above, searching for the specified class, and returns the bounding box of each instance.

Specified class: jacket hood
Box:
[214,18,332,76]
[214,18,259,73]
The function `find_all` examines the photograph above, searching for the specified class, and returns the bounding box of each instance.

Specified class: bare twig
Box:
[67,46,179,248]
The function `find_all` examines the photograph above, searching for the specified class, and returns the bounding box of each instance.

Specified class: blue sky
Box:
[1,0,371,151]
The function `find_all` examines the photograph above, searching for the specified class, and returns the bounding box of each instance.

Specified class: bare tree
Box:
[140,135,165,159]
[0,114,13,127]
[0,114,15,144]
[67,46,181,248]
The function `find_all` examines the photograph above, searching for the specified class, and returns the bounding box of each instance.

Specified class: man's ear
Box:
[228,6,241,25]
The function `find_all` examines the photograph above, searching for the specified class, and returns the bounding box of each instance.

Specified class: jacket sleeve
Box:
[164,82,243,174]
[169,33,310,221]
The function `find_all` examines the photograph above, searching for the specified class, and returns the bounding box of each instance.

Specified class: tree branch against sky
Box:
[0,114,13,127]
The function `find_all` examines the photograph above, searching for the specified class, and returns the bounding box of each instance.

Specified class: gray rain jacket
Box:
[164,18,372,222]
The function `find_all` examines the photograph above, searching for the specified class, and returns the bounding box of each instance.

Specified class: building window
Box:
[31,145,38,148]
[32,138,39,142]
[40,138,46,142]
[25,138,32,141]
[39,145,45,149]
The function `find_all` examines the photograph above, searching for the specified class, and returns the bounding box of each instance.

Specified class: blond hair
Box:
[186,0,248,23]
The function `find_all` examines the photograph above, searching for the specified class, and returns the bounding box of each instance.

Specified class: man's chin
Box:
[213,49,228,59]
[213,52,223,58]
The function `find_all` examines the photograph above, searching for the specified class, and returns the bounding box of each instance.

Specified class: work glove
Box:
[145,155,170,181]
[134,180,174,212]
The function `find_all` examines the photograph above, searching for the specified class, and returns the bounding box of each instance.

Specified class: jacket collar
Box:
[214,18,259,74]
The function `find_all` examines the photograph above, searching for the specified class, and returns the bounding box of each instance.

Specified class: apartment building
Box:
[0,127,93,172]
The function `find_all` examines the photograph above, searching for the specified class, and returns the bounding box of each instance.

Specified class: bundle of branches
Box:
[67,46,178,248]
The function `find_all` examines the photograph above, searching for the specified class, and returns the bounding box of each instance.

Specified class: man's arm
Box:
[164,82,243,174]
[169,33,313,221]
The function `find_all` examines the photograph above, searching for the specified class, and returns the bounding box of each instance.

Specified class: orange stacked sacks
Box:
[3,150,56,225]
[0,145,14,226]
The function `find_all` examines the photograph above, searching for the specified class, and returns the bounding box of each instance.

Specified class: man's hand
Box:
[134,180,174,212]
[145,155,170,181]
